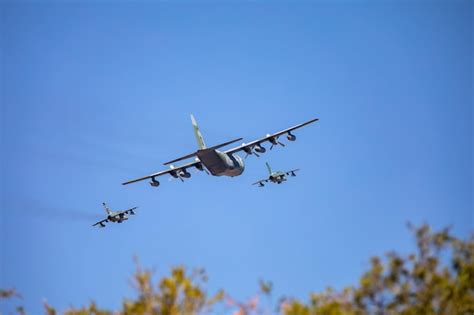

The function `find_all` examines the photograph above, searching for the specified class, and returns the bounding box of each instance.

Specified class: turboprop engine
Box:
[287,132,296,141]
[178,169,191,178]
[149,177,160,187]
[254,144,266,153]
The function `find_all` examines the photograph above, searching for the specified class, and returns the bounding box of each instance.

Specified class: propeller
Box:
[270,141,285,150]
[269,136,285,150]
[167,164,184,182]
[244,146,260,158]
[193,159,210,175]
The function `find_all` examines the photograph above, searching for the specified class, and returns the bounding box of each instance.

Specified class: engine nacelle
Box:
[195,163,204,171]
[179,170,191,178]
[150,177,160,187]
[243,146,253,155]
[287,132,296,141]
[269,137,278,145]
[254,145,266,153]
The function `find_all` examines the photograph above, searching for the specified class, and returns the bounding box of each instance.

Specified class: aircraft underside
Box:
[109,215,128,223]
[196,149,244,177]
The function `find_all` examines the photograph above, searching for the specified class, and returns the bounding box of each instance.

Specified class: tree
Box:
[281,224,474,315]
[2,224,473,314]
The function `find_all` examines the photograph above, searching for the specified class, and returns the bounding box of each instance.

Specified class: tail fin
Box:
[265,162,272,175]
[102,202,111,215]
[191,114,206,149]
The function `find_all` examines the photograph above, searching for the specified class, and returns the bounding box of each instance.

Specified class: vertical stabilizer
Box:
[265,162,272,175]
[191,114,206,149]
[102,202,111,215]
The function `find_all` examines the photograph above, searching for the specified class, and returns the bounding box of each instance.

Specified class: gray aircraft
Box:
[122,115,318,187]
[92,203,138,228]
[252,162,300,187]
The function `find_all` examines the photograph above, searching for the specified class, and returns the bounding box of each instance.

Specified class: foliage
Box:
[281,224,474,315]
[2,224,473,315]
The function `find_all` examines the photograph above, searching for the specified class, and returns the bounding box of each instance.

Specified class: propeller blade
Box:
[278,141,285,147]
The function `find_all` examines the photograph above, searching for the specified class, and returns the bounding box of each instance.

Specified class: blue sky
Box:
[1,1,472,313]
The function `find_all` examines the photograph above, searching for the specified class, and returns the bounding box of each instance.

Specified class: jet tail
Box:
[266,162,272,175]
[102,202,111,215]
[191,114,206,150]
[163,137,243,165]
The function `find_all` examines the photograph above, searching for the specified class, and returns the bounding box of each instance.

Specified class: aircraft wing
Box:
[122,160,201,185]
[252,178,270,186]
[285,169,300,176]
[224,118,319,156]
[92,218,108,228]
[118,207,138,215]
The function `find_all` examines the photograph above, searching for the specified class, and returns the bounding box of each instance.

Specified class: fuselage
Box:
[196,149,244,177]
[269,171,287,184]
[107,211,128,223]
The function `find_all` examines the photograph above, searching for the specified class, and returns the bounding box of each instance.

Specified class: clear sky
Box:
[1,1,472,313]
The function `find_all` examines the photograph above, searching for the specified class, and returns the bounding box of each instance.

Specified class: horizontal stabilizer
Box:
[163,152,197,166]
[163,137,243,165]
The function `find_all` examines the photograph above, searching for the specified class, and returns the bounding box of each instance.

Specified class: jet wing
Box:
[252,178,270,186]
[285,169,300,176]
[224,118,319,156]
[117,207,138,215]
[122,160,200,185]
[92,218,108,228]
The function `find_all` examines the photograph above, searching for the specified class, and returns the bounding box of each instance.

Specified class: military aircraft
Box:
[252,162,300,187]
[122,115,318,187]
[92,203,138,228]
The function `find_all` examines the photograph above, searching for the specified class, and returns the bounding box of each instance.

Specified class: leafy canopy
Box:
[2,224,473,315]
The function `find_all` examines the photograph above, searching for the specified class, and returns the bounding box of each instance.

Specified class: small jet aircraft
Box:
[122,115,318,187]
[252,162,300,187]
[92,203,138,228]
